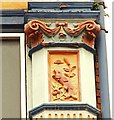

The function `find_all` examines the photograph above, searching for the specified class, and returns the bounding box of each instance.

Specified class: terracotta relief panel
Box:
[48,51,80,101]
[24,20,100,48]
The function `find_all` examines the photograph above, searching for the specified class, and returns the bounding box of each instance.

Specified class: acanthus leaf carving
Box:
[24,20,100,48]
[24,20,60,48]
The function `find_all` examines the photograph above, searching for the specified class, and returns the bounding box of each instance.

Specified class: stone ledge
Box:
[29,103,101,118]
[28,43,96,58]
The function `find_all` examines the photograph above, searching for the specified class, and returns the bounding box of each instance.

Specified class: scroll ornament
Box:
[24,20,100,48]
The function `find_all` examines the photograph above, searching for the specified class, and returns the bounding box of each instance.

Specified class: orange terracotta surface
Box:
[24,20,101,48]
[0,1,27,10]
[48,50,80,102]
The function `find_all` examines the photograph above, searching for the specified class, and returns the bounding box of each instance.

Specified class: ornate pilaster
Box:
[25,2,102,119]
[25,19,101,119]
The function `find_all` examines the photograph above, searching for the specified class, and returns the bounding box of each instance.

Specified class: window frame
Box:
[0,33,26,118]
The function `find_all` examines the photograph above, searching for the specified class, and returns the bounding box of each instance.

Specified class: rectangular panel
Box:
[48,50,80,102]
[2,40,21,118]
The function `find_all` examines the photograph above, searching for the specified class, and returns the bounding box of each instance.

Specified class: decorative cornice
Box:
[0,10,24,17]
[0,10,24,33]
[25,12,100,20]
[26,2,100,20]
[28,2,95,10]
[24,20,100,48]
[29,103,101,118]
[28,43,96,58]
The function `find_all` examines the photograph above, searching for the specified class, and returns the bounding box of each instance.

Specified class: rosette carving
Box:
[24,20,100,48]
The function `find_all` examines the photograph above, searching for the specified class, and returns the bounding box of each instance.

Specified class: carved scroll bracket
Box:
[24,20,100,48]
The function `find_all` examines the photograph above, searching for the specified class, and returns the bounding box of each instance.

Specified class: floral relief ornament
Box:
[52,58,78,101]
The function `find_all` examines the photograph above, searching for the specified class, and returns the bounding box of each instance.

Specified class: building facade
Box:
[0,0,110,119]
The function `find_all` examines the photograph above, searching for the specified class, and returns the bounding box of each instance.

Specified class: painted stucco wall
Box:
[0,1,27,10]
[30,47,96,108]
[33,110,97,118]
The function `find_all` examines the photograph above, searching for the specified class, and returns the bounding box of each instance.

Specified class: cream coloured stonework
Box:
[30,47,96,108]
[33,110,97,118]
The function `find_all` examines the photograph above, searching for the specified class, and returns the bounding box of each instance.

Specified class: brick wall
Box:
[95,52,102,110]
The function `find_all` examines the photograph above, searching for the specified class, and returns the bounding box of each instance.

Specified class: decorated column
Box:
[24,2,101,119]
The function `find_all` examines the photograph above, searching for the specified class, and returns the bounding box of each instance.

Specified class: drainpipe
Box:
[96,4,111,118]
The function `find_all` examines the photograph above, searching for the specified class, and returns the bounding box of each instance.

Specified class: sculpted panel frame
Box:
[48,50,80,102]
